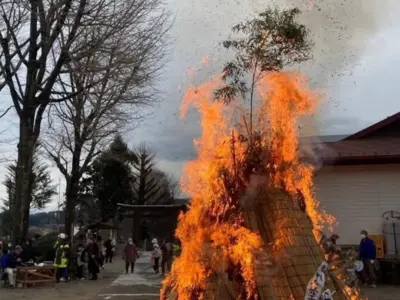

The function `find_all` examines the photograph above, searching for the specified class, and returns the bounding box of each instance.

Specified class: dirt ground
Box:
[361,285,400,300]
[1,257,124,300]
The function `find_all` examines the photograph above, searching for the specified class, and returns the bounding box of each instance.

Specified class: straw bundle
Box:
[242,187,348,300]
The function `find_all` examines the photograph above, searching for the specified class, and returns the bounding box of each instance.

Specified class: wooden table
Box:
[16,265,56,287]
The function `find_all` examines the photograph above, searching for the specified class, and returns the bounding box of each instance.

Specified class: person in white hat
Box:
[54,233,70,282]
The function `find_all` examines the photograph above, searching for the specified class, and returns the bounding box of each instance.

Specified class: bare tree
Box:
[143,169,178,205]
[0,0,169,241]
[42,0,170,238]
[0,0,90,241]
[133,143,177,205]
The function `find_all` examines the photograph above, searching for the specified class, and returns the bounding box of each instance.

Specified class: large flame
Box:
[162,71,351,299]
[258,73,335,235]
[162,75,262,299]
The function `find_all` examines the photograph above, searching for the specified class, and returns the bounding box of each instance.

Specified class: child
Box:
[151,243,161,274]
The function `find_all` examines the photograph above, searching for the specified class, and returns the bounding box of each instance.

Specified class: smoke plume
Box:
[247,0,392,87]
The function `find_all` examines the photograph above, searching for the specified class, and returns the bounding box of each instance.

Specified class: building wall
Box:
[314,164,400,245]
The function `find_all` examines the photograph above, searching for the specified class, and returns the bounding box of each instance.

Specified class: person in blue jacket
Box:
[3,245,23,287]
[359,230,377,287]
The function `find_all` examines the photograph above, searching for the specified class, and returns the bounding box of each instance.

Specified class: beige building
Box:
[311,112,400,246]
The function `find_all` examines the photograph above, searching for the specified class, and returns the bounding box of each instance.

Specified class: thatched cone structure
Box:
[242,187,348,300]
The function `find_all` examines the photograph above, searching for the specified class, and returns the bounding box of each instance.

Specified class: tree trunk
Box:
[132,211,141,245]
[65,180,76,240]
[64,145,83,241]
[13,120,36,244]
[65,172,81,240]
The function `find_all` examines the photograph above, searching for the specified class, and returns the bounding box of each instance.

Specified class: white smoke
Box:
[246,0,393,86]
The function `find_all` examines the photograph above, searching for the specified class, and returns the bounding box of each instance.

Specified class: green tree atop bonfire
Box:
[215,7,312,139]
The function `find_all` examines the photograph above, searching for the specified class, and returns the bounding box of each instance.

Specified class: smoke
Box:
[242,0,394,137]
[270,0,392,85]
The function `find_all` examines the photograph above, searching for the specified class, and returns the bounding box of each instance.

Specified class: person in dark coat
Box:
[104,236,113,263]
[86,238,100,280]
[161,239,173,275]
[122,238,139,274]
[3,246,23,287]
[359,230,377,287]
[96,235,105,269]
[5,242,12,255]
[76,241,87,280]
[22,239,36,263]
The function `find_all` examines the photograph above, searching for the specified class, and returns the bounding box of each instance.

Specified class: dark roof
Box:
[312,137,400,163]
[344,112,400,140]
[306,112,400,165]
[300,135,349,143]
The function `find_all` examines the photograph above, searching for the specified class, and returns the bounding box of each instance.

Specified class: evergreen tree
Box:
[2,154,57,211]
[80,134,137,222]
[132,143,176,205]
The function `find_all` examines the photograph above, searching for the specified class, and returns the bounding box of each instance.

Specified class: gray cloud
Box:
[121,0,400,181]
[277,0,394,85]
[320,117,369,135]
[1,0,398,209]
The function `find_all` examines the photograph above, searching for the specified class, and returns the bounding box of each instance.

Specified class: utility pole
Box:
[57,178,61,225]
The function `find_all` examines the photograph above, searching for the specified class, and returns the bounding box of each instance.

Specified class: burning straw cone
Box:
[242,187,349,300]
[161,72,363,300]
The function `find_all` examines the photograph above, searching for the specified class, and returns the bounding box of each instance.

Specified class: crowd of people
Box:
[0,239,37,287]
[321,229,378,288]
[0,233,117,287]
[122,237,174,275]
[0,232,176,288]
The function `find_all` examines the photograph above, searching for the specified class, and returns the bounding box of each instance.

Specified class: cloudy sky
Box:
[1,0,400,211]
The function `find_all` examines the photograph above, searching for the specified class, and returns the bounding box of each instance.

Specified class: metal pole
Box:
[57,178,61,224]
[393,222,398,257]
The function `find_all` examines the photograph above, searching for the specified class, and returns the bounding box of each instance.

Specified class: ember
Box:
[161,72,362,299]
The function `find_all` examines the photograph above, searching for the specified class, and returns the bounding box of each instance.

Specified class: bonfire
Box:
[161,72,362,300]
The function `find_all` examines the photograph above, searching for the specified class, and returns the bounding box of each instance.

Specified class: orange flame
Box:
[162,71,344,299]
[201,56,210,64]
[258,73,335,237]
[162,75,262,299]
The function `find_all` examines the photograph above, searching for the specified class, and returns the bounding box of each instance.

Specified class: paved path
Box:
[96,252,163,300]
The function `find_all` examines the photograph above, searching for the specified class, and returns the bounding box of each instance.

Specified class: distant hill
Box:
[0,210,64,237]
[29,211,64,227]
